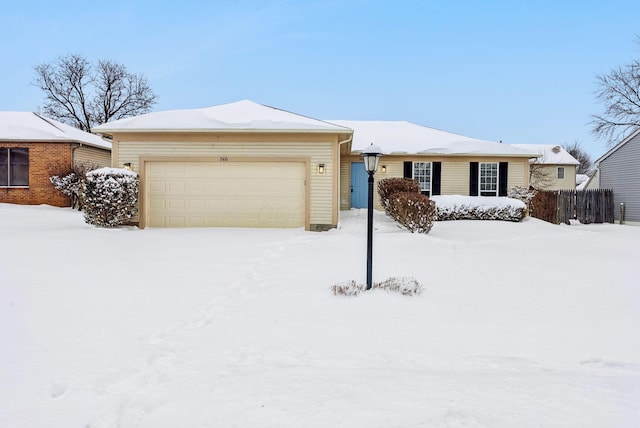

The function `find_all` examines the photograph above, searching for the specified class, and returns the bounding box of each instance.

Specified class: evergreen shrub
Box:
[83,167,139,227]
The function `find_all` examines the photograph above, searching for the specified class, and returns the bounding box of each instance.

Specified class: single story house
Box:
[332,120,538,210]
[511,144,580,190]
[93,100,538,230]
[587,128,640,224]
[1,112,112,206]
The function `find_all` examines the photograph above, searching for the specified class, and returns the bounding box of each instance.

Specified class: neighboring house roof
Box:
[576,174,590,190]
[593,127,640,166]
[93,100,352,134]
[511,144,579,165]
[0,112,111,150]
[328,120,537,157]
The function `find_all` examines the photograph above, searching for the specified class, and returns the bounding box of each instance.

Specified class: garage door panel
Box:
[146,161,305,228]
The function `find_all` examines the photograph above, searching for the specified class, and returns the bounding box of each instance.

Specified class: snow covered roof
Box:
[511,144,579,165]
[0,112,112,150]
[328,120,537,157]
[92,100,352,134]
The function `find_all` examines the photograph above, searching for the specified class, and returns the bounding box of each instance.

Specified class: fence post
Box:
[620,203,625,225]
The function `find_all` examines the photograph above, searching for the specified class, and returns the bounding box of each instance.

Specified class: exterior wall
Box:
[530,164,577,190]
[111,132,340,228]
[0,142,72,206]
[340,155,531,210]
[73,145,111,168]
[599,132,640,222]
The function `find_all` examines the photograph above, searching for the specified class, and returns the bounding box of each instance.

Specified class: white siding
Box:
[73,146,111,168]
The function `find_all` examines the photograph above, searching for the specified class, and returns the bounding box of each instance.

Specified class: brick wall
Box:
[0,142,73,206]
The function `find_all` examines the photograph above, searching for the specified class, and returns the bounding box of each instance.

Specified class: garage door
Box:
[145,161,306,228]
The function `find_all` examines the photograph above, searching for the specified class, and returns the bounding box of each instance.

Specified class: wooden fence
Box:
[530,189,614,224]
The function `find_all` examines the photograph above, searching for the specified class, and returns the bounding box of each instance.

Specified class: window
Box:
[557,167,565,179]
[412,162,432,195]
[479,162,498,196]
[0,148,29,187]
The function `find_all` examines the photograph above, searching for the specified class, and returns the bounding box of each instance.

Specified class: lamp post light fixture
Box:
[362,143,383,290]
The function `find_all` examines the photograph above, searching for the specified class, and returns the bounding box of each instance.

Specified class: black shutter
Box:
[403,161,413,178]
[432,162,441,195]
[499,162,508,196]
[469,162,479,196]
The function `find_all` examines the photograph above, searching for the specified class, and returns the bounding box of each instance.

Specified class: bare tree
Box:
[591,48,640,145]
[562,141,593,175]
[33,54,157,132]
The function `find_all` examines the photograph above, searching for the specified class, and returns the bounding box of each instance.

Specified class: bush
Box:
[83,168,139,227]
[49,161,100,210]
[508,186,537,214]
[432,195,526,222]
[331,277,423,296]
[377,177,420,215]
[389,192,436,233]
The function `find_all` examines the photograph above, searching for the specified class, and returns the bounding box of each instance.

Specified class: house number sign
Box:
[219,156,229,162]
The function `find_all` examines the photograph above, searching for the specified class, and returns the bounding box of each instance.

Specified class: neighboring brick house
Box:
[1,112,111,206]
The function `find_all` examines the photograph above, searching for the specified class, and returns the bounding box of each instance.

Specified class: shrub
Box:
[83,167,139,227]
[331,277,423,296]
[508,186,537,214]
[389,192,436,233]
[377,177,420,215]
[432,195,526,222]
[49,161,100,210]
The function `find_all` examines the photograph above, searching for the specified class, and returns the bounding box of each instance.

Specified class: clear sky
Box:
[2,0,639,159]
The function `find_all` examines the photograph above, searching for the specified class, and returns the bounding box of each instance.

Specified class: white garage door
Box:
[145,161,305,228]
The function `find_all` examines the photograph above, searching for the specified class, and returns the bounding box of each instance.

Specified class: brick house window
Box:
[0,148,29,187]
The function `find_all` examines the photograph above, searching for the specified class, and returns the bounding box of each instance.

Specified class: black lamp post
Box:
[362,144,383,290]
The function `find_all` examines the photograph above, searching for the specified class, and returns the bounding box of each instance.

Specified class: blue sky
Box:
[2,0,639,158]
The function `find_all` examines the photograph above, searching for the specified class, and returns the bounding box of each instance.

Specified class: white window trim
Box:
[479,162,498,196]
[412,161,432,195]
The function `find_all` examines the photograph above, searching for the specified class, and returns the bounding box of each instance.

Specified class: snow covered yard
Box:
[1,203,639,428]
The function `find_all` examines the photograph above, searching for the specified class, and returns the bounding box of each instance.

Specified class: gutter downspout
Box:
[334,133,354,225]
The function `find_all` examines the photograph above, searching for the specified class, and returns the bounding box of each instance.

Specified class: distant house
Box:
[330,121,538,211]
[589,128,640,224]
[1,112,112,206]
[511,144,579,190]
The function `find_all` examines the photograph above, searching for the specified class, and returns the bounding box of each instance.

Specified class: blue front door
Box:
[351,162,368,208]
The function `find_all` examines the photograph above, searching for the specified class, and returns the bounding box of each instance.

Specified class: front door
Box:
[350,162,368,208]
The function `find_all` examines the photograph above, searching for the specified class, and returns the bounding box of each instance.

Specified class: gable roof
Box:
[0,112,111,150]
[92,100,352,134]
[511,144,579,165]
[593,127,640,166]
[328,120,537,157]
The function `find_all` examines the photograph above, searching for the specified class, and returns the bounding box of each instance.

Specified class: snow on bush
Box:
[377,178,421,216]
[389,192,436,233]
[432,195,526,222]
[508,186,537,207]
[331,277,423,296]
[83,167,139,227]
[49,162,100,210]
[377,178,435,233]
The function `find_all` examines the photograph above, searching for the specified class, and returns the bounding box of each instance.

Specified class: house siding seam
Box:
[599,132,640,222]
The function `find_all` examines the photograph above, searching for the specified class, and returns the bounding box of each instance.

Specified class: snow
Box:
[92,100,351,134]
[0,112,112,150]
[1,203,639,427]
[328,120,538,156]
[433,195,525,210]
[512,144,580,165]
[87,167,138,177]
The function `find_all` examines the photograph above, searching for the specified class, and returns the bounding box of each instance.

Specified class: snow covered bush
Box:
[83,167,139,227]
[508,186,537,210]
[432,195,526,222]
[389,192,436,233]
[49,162,99,210]
[331,277,422,296]
[377,177,420,215]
